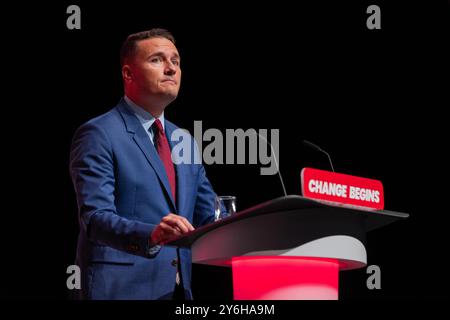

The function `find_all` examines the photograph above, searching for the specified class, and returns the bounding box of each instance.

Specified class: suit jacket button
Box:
[171,259,178,267]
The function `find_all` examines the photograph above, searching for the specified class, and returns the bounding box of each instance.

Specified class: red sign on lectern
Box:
[301,168,384,210]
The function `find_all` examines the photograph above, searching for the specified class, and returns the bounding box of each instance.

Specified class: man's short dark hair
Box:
[120,28,176,67]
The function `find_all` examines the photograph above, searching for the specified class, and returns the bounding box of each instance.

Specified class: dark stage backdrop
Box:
[1,1,448,301]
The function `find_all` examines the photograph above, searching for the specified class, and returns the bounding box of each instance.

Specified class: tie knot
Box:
[153,118,164,134]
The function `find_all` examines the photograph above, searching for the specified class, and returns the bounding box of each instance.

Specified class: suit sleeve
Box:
[69,122,160,258]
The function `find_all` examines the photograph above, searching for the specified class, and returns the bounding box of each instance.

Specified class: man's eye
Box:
[171,60,180,66]
[150,57,161,63]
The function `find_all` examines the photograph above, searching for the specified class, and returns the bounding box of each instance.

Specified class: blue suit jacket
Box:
[69,98,216,299]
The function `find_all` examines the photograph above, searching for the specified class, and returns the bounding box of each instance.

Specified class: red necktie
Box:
[153,119,176,203]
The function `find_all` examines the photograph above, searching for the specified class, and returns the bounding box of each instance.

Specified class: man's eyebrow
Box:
[147,51,180,59]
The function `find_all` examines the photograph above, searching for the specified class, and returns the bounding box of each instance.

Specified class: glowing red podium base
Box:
[232,256,339,300]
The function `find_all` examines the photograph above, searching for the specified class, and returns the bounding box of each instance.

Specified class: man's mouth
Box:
[161,79,177,85]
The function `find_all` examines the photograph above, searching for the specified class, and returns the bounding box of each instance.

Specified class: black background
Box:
[1,0,449,304]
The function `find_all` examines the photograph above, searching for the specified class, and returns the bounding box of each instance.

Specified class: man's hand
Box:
[150,213,195,245]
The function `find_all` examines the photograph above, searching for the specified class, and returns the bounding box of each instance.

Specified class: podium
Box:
[167,195,409,300]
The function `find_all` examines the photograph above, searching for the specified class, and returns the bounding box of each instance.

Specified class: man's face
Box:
[124,37,181,103]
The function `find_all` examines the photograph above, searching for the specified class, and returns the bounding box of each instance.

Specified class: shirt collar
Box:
[124,95,165,133]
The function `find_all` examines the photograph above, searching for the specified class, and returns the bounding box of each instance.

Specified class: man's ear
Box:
[122,65,133,82]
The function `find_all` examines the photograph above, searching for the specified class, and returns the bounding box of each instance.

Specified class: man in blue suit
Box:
[70,29,216,299]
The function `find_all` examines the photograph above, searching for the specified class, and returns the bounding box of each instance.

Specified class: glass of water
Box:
[214,196,237,221]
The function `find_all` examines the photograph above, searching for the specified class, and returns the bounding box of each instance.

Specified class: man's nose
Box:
[164,62,177,75]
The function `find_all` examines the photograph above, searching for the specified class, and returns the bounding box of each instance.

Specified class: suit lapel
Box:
[117,100,177,212]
